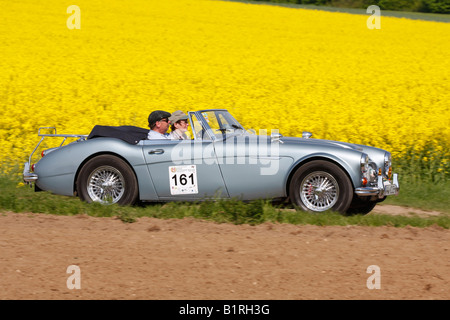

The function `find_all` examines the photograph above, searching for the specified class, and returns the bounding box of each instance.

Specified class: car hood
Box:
[279,136,387,159]
[281,136,363,150]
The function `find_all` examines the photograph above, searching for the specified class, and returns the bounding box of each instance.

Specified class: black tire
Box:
[77,155,139,205]
[346,196,378,215]
[289,160,353,214]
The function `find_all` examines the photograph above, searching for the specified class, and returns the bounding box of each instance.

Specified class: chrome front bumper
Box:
[355,173,399,198]
[23,162,38,184]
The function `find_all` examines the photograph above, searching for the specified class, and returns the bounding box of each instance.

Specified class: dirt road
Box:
[0,206,448,300]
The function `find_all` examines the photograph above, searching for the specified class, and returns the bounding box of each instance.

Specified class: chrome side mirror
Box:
[302,131,312,139]
[271,132,284,143]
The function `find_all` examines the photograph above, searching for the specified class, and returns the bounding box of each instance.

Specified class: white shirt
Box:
[147,130,171,140]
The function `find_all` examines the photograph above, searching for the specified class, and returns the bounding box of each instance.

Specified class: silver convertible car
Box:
[23,109,399,214]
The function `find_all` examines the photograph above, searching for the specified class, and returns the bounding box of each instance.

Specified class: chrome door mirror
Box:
[302,131,312,139]
[271,132,284,143]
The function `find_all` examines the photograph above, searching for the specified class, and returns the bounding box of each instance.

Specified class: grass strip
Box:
[1,176,448,228]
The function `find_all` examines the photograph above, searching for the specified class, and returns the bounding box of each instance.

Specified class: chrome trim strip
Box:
[354,187,379,196]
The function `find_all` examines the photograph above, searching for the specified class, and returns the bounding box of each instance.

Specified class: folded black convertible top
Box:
[87,125,149,144]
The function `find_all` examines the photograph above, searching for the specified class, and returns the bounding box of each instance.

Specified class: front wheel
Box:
[289,160,353,214]
[77,155,139,205]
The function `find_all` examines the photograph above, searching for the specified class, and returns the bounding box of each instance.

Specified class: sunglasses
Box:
[159,118,170,123]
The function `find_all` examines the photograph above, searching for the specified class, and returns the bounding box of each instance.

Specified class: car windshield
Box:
[200,110,245,139]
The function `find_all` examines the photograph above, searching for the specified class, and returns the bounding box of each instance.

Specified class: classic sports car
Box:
[23,109,399,214]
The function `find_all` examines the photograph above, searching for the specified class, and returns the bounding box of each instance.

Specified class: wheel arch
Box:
[285,155,355,197]
[73,151,139,197]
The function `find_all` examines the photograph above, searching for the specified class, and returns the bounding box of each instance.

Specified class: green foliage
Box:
[421,0,450,13]
[395,144,449,185]
[377,0,422,11]
[1,173,448,228]
[252,0,450,13]
[300,0,330,5]
[197,198,268,225]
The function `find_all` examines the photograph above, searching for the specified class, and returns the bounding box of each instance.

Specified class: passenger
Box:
[169,110,190,140]
[147,110,172,139]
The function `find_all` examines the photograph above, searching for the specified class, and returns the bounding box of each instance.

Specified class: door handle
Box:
[148,149,164,155]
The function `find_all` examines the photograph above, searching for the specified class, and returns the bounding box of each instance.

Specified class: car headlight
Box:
[360,153,369,173]
[384,152,392,179]
[360,153,369,186]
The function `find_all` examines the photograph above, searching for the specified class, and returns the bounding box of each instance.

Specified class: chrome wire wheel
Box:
[87,165,125,204]
[299,171,339,212]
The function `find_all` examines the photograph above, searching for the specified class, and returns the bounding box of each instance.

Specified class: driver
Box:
[147,110,172,139]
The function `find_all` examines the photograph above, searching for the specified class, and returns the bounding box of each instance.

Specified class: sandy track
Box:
[0,206,448,300]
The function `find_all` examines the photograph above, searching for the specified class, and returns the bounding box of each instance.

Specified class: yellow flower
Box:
[0,0,449,174]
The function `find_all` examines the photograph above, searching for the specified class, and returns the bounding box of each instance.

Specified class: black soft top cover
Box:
[87,125,149,144]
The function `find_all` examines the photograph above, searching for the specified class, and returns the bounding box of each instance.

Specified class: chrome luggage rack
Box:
[24,127,88,184]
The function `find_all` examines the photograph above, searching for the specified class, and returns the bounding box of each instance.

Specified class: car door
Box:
[142,139,229,200]
[213,134,292,200]
[191,109,291,200]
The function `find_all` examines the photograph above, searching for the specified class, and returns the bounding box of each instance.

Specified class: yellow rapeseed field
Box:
[1,0,449,175]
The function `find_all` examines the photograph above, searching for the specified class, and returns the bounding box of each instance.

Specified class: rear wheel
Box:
[77,155,138,205]
[289,160,353,214]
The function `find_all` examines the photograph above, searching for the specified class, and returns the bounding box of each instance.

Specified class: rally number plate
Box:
[169,165,198,195]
